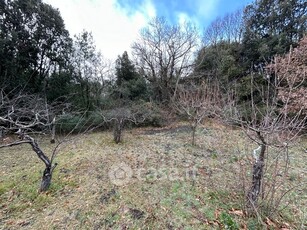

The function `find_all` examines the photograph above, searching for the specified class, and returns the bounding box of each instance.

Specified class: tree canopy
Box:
[0,0,306,116]
[132,17,199,103]
[0,0,71,94]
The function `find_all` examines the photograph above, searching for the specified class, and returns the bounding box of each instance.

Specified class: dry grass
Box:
[0,120,306,229]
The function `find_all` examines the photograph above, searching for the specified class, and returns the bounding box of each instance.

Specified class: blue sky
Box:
[116,0,252,27]
[44,0,253,60]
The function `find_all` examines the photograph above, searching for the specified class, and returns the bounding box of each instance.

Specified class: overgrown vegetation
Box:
[0,0,306,228]
[0,122,306,229]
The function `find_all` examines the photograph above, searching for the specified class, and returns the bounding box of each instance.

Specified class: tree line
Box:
[0,0,306,111]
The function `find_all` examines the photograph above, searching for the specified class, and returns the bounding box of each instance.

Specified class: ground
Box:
[0,120,306,229]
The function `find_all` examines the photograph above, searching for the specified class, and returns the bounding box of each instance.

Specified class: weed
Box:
[220,212,239,230]
[102,212,120,228]
[211,152,218,159]
[0,181,15,196]
[229,156,239,163]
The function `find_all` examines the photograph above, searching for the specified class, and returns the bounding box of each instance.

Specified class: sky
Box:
[43,0,253,61]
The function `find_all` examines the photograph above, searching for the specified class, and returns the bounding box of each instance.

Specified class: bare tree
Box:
[203,17,223,46]
[0,93,55,191]
[203,8,244,46]
[227,8,244,43]
[132,17,199,103]
[223,38,306,213]
[99,106,148,144]
[172,81,221,145]
[71,31,111,111]
[0,92,83,192]
[267,36,307,117]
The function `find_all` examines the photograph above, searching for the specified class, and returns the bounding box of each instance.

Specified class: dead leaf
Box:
[229,209,244,216]
[240,223,248,230]
[214,209,221,219]
[281,222,290,228]
[265,217,277,228]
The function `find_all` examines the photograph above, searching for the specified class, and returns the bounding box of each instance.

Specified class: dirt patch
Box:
[100,188,117,204]
[142,125,192,135]
[129,208,145,220]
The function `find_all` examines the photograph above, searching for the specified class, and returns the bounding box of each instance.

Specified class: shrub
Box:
[56,112,107,134]
[131,102,166,127]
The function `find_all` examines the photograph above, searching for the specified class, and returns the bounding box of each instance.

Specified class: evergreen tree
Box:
[115,51,136,86]
[0,0,72,94]
[71,31,105,111]
[242,0,306,68]
[113,51,148,101]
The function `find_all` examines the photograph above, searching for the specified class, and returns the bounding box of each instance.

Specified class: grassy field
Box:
[0,120,306,229]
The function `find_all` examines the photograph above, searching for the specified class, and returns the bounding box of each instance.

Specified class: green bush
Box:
[56,112,108,134]
[220,212,239,230]
[131,101,166,127]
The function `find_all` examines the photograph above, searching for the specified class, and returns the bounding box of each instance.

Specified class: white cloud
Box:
[176,12,200,29]
[172,0,221,33]
[196,0,221,20]
[43,0,156,61]
[177,12,190,26]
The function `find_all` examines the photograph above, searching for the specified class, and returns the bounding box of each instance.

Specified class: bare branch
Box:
[0,140,32,148]
[172,80,221,145]
[132,17,200,102]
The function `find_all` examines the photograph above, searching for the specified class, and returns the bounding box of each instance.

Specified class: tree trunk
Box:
[21,133,55,192]
[247,132,266,212]
[113,120,123,144]
[191,125,196,145]
[161,85,170,104]
[40,165,52,192]
[50,117,56,144]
